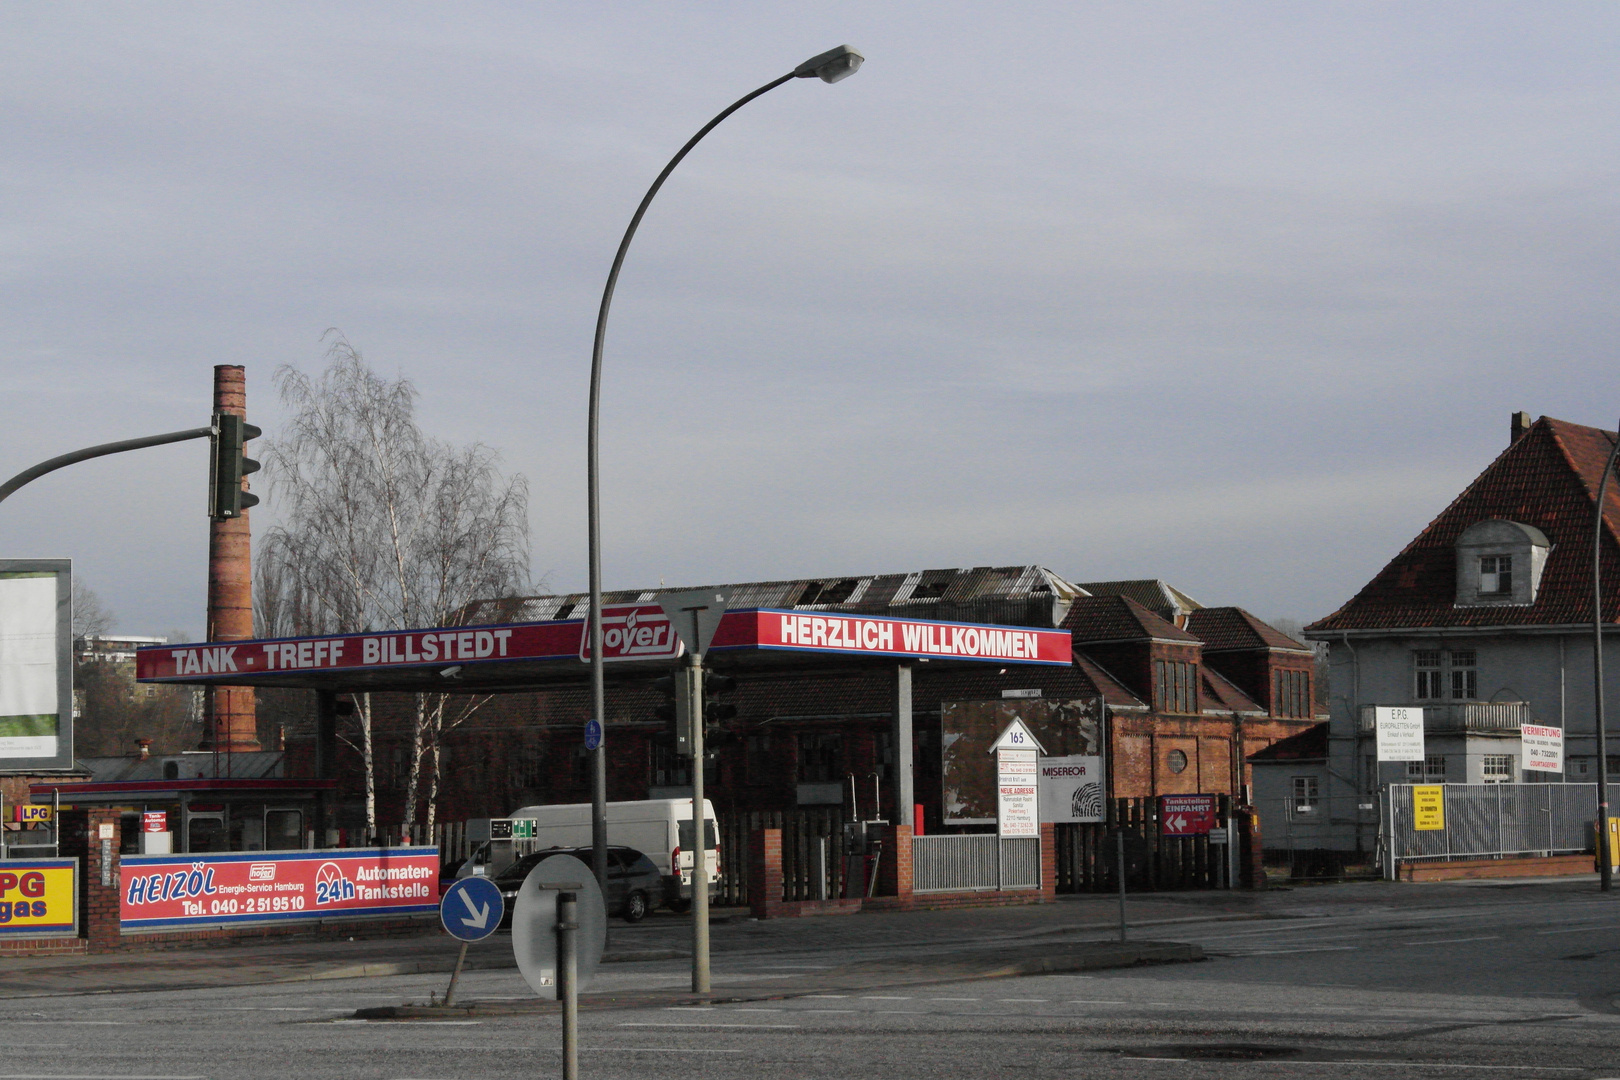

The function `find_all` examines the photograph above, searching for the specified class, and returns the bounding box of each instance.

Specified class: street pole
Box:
[1116,831,1128,942]
[0,426,213,507]
[557,890,579,1080]
[689,652,710,993]
[1593,421,1620,892]
[583,46,865,894]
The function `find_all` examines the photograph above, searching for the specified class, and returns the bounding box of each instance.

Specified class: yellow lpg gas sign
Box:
[0,859,76,935]
[1412,785,1445,831]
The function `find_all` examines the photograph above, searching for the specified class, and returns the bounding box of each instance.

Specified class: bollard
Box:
[1116,831,1128,943]
[557,891,578,1080]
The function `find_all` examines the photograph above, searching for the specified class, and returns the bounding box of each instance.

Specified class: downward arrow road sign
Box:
[441,876,503,942]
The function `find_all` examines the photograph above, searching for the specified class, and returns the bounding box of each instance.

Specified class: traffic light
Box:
[653,671,695,756]
[208,411,261,520]
[703,671,737,743]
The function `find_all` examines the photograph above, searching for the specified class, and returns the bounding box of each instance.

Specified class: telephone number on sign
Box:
[211,896,306,915]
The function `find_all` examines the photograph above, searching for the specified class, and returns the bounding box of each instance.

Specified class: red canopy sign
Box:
[137,608,1071,682]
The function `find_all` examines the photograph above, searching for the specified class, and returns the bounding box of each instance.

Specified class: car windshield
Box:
[493,851,554,885]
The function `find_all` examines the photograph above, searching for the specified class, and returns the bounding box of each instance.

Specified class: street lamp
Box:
[1593,422,1620,892]
[583,46,866,908]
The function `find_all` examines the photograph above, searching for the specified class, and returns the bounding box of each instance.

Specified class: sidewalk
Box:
[0,890,1239,999]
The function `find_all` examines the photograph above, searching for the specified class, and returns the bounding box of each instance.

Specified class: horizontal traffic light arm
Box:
[0,426,214,508]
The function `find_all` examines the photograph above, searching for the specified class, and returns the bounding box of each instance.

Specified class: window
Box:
[1292,776,1319,810]
[1449,650,1477,700]
[1413,649,1476,701]
[1406,759,1425,778]
[744,734,774,786]
[1406,755,1446,779]
[796,732,843,783]
[1414,650,1443,699]
[1274,669,1310,718]
[1166,749,1188,774]
[1154,660,1197,713]
[1479,555,1513,595]
[1482,754,1514,782]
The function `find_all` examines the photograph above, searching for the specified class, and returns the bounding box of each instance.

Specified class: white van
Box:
[508,798,720,907]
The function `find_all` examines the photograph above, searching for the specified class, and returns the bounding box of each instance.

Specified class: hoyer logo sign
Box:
[579,605,683,663]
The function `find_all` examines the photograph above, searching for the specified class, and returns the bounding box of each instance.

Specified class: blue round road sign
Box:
[584,719,603,751]
[440,875,504,942]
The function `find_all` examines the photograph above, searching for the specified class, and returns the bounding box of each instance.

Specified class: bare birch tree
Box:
[257,336,530,836]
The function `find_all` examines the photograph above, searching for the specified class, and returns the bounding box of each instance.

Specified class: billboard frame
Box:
[0,559,74,773]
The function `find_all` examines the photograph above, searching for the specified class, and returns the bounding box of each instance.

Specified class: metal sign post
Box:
[511,854,606,1079]
[438,876,504,1006]
[657,589,729,996]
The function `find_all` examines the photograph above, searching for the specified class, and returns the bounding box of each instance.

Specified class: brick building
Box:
[284,565,1320,834]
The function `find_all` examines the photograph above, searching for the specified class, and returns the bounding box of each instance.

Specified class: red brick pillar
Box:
[1040,823,1057,901]
[200,364,259,753]
[82,810,122,950]
[748,828,783,919]
[874,824,913,902]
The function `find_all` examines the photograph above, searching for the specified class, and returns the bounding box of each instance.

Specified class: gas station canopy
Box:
[137,606,1073,694]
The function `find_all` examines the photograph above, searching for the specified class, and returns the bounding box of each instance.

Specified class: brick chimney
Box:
[199,365,260,754]
[1510,410,1533,445]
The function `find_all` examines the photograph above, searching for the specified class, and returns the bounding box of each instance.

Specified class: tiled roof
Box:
[1186,607,1312,653]
[1075,579,1202,621]
[470,565,1083,630]
[1247,722,1328,762]
[1308,416,1620,633]
[1201,667,1264,715]
[1071,651,1147,710]
[1061,595,1201,644]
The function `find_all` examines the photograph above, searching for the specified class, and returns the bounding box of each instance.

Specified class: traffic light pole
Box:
[688,651,711,994]
[0,427,213,507]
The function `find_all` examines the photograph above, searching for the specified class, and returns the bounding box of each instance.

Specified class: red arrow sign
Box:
[1160,795,1216,836]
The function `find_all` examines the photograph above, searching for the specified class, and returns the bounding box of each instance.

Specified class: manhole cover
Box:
[1128,1044,1301,1061]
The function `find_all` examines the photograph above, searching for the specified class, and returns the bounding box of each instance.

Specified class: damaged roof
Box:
[1060,594,1201,644]
[1187,607,1313,653]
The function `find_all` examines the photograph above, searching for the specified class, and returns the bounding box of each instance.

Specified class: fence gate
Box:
[1383,782,1596,877]
[912,835,1040,893]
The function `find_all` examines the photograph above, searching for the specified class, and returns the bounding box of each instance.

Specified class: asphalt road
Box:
[7,879,1620,1080]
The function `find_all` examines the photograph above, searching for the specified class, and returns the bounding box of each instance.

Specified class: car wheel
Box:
[623,891,648,923]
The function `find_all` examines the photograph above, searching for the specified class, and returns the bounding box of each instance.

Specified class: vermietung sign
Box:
[1521,724,1563,773]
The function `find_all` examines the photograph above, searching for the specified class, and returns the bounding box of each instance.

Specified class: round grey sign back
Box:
[511,853,608,1000]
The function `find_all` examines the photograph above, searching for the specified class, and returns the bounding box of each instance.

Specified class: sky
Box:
[3,2,1620,640]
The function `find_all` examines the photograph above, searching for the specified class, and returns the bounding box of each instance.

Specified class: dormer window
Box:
[1479,555,1512,595]
[1454,520,1549,607]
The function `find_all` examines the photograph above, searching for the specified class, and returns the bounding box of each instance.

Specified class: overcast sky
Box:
[3,3,1619,639]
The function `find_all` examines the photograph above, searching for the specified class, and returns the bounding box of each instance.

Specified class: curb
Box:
[349,940,1203,1019]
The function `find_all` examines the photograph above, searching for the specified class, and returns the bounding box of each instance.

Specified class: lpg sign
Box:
[578,604,683,663]
[0,859,76,936]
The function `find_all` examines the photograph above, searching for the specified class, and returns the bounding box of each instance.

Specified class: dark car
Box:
[494,845,664,926]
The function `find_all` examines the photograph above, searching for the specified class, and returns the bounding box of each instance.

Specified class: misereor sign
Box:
[120,848,439,931]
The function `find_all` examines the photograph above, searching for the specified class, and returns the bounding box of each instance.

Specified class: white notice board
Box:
[1521,724,1563,773]
[1375,706,1425,762]
[997,749,1039,837]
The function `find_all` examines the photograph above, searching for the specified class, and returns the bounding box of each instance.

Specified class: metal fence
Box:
[1385,783,1596,872]
[912,834,1039,893]
[1055,795,1238,891]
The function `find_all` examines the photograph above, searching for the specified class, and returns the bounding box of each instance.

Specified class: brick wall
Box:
[81,808,122,951]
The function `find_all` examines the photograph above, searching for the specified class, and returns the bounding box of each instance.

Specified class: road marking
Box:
[805,1009,857,1013]
[1400,936,1501,946]
[998,998,1048,1002]
[331,1020,481,1025]
[1235,946,1359,955]
[804,994,848,998]
[861,996,911,1000]
[728,1008,781,1012]
[1069,1000,1130,1004]
[665,1007,714,1011]
[930,997,979,1001]
[619,1022,799,1029]
[1537,925,1611,934]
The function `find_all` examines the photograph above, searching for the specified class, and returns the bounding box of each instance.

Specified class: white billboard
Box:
[1521,723,1563,773]
[0,560,73,772]
[1375,706,1425,762]
[1038,755,1105,823]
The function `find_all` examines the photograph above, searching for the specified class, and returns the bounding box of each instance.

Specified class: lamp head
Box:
[794,45,865,84]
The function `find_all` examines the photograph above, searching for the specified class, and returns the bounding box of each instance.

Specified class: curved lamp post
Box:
[584,46,866,898]
[1593,422,1620,892]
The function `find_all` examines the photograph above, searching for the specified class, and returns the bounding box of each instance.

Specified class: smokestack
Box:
[136,738,151,761]
[200,365,260,754]
[1510,410,1533,446]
